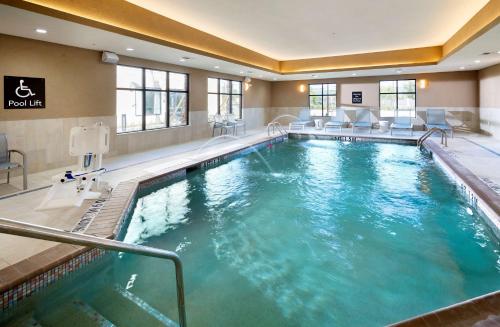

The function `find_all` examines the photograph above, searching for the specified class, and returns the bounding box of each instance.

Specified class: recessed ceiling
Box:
[1,4,499,81]
[126,0,489,60]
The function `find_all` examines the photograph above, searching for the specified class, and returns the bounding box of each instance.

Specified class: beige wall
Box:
[269,71,479,131]
[0,34,271,120]
[271,71,478,108]
[0,34,271,174]
[479,63,500,139]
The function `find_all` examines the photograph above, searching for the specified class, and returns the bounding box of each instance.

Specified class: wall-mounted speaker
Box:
[101,51,119,64]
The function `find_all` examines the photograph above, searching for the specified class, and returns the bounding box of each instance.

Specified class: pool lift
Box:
[37,123,110,210]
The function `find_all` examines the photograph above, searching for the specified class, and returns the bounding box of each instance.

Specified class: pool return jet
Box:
[37,123,110,210]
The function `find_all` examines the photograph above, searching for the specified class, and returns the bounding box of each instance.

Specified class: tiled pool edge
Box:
[424,140,500,238]
[0,134,284,313]
[389,139,500,327]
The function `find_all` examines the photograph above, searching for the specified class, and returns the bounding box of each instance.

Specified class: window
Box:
[379,79,416,117]
[309,83,336,116]
[116,65,188,133]
[207,78,242,121]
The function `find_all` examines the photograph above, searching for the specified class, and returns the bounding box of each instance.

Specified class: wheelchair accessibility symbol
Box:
[15,80,36,98]
[4,75,45,109]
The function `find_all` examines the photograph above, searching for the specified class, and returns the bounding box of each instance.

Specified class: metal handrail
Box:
[267,122,287,136]
[0,218,187,327]
[417,127,448,147]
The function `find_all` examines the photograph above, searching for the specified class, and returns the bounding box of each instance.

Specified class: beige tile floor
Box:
[0,127,498,270]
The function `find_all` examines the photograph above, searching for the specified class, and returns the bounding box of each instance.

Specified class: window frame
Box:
[116,64,189,134]
[308,83,337,116]
[207,77,243,120]
[379,79,416,117]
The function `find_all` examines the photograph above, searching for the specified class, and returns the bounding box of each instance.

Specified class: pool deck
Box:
[0,126,499,325]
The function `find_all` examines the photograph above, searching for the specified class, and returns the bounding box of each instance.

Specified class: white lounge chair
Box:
[352,109,372,134]
[324,109,345,132]
[390,117,413,136]
[0,133,27,190]
[425,109,453,137]
[289,109,313,130]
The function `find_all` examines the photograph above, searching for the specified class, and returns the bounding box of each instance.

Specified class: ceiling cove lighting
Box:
[35,28,47,34]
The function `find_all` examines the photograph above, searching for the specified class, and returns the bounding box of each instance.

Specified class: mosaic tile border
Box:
[0,248,105,312]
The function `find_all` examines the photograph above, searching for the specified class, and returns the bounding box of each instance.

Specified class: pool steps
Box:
[4,284,177,327]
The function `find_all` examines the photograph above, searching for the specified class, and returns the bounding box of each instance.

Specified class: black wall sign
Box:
[352,91,362,104]
[4,76,45,109]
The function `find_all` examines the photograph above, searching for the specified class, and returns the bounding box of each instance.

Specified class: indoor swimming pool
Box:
[118,139,500,326]
[5,139,500,327]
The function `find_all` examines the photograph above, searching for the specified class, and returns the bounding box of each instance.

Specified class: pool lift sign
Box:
[4,76,45,109]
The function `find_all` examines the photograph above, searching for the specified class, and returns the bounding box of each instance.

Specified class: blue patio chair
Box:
[324,109,345,132]
[352,109,372,134]
[390,117,413,136]
[425,109,453,137]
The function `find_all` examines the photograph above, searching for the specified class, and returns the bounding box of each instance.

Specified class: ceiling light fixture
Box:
[459,66,466,70]
[126,48,134,51]
[179,57,191,62]
[352,73,357,76]
[214,65,220,69]
[497,50,500,54]
[35,28,47,34]
[396,70,403,74]
[474,59,481,64]
[273,77,277,81]
[239,71,244,74]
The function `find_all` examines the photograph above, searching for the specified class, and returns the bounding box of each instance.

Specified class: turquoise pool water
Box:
[117,139,500,326]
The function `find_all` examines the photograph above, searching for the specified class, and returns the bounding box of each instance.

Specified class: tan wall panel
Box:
[0,34,116,121]
[0,35,271,121]
[479,63,500,108]
[478,63,500,139]
[271,71,478,108]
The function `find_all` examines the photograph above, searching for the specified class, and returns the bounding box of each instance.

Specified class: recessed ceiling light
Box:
[497,50,500,54]
[352,73,357,76]
[396,70,403,74]
[239,71,244,74]
[126,48,134,51]
[474,59,481,64]
[214,65,220,69]
[179,57,191,62]
[35,28,47,34]
[273,77,277,81]
[459,66,466,70]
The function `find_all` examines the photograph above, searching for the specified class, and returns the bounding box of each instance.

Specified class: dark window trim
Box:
[308,83,337,116]
[379,79,416,117]
[208,78,243,119]
[116,65,189,134]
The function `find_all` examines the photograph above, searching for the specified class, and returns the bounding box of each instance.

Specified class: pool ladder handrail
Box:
[267,122,287,137]
[0,217,187,327]
[417,127,448,148]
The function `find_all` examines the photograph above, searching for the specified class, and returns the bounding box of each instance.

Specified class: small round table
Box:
[379,120,389,133]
